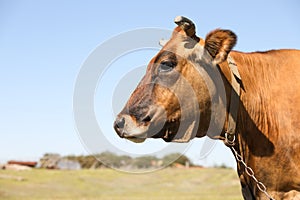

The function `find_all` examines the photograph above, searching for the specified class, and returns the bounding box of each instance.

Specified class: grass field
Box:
[0,168,242,200]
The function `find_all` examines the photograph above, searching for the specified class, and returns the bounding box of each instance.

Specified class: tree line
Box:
[40,152,195,169]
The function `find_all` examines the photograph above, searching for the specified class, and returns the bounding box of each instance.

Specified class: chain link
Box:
[230,146,275,200]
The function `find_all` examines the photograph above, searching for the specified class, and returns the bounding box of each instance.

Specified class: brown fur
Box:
[228,50,300,199]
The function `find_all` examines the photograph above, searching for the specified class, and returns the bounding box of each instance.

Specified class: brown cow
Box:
[114,16,300,199]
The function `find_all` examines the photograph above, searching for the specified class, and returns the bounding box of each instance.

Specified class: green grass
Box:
[0,168,242,200]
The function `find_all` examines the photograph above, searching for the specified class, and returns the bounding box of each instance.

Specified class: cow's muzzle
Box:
[114,106,167,143]
[114,114,148,143]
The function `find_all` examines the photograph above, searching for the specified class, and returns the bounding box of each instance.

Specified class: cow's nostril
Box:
[142,115,151,123]
[115,117,125,129]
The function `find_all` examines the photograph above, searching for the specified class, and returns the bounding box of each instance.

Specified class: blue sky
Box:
[0,1,299,168]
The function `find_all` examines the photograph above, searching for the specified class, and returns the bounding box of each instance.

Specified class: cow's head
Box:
[114,16,237,143]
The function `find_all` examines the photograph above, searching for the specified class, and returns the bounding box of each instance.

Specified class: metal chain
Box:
[230,146,275,200]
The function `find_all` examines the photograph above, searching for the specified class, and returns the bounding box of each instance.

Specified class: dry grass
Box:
[0,168,242,200]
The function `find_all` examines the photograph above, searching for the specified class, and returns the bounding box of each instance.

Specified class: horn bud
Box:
[159,38,169,47]
[174,16,196,37]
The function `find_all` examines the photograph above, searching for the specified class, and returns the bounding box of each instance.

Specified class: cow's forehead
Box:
[161,42,204,63]
[158,27,206,61]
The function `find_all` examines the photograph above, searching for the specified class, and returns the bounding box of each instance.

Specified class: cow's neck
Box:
[218,51,278,198]
[218,50,278,147]
[227,51,278,150]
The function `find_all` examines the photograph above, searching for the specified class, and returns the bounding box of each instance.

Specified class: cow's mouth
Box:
[113,121,147,143]
[125,137,146,143]
[114,112,180,143]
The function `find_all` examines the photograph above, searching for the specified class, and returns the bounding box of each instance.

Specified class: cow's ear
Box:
[204,29,237,64]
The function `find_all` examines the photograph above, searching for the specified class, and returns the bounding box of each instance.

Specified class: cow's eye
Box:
[158,61,176,72]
